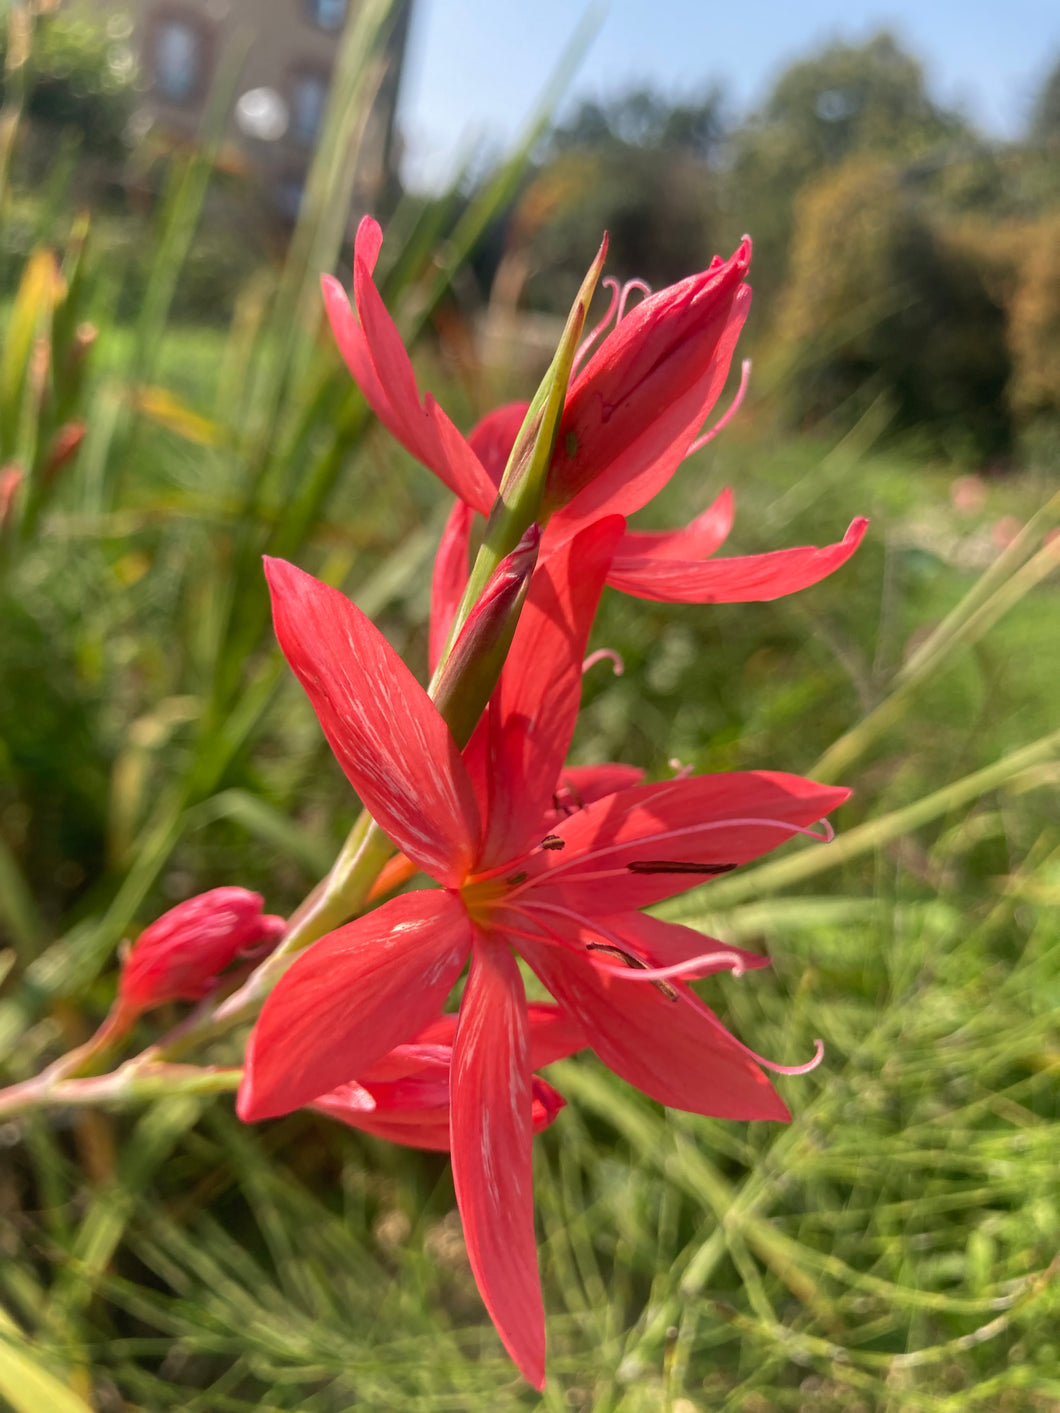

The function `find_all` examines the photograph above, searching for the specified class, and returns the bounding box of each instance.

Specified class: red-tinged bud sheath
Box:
[0,466,23,530]
[44,421,86,482]
[544,239,751,514]
[118,887,286,1015]
[431,523,541,749]
[454,242,606,631]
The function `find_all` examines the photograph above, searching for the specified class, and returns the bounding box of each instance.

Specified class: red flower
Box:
[119,888,285,1016]
[541,247,752,523]
[237,529,849,1386]
[311,1005,584,1151]
[325,218,867,649]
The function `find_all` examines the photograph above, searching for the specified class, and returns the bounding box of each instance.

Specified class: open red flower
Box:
[311,1004,584,1151]
[237,523,849,1387]
[325,217,867,663]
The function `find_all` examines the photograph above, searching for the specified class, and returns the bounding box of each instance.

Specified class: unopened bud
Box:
[431,523,540,748]
[117,887,286,1016]
[44,420,86,482]
[453,240,607,634]
[0,466,24,530]
[72,321,98,363]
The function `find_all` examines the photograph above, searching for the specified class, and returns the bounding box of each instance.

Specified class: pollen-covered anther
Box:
[626,860,737,875]
[585,941,679,1001]
[540,835,565,851]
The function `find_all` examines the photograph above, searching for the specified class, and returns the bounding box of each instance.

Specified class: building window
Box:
[307,0,347,32]
[291,71,329,145]
[153,17,203,102]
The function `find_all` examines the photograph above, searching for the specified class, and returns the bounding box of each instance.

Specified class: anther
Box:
[540,835,564,851]
[506,871,528,886]
[585,941,679,1002]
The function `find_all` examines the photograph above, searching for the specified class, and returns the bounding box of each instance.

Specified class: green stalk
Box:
[814,493,1060,783]
[439,239,606,665]
[662,728,1060,919]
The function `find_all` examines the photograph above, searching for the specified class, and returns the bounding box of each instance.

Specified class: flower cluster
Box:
[119,221,866,1388]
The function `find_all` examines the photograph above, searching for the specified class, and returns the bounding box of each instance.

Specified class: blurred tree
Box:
[1030,53,1060,142]
[729,32,970,304]
[511,85,728,314]
[774,158,1012,459]
[1007,212,1060,423]
[0,3,137,161]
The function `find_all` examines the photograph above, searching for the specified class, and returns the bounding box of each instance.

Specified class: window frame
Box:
[147,6,214,107]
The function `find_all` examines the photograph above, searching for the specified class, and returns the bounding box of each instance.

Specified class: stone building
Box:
[87,0,412,223]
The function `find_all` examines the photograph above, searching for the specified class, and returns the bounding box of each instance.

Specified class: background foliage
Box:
[0,5,1057,1409]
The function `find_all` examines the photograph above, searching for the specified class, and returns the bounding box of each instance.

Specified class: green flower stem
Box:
[438,240,606,667]
[662,727,1060,919]
[0,1061,240,1120]
[814,500,1060,783]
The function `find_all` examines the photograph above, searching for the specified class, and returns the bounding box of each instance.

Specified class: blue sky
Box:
[397,0,1060,189]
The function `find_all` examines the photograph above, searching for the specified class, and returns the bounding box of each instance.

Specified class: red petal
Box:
[479,517,625,868]
[523,771,851,911]
[237,891,471,1120]
[468,402,529,487]
[406,1013,459,1048]
[607,516,869,603]
[429,499,475,673]
[519,928,787,1121]
[451,938,544,1388]
[318,1100,454,1151]
[322,250,494,514]
[553,287,751,536]
[531,1076,567,1132]
[322,273,385,416]
[353,252,495,510]
[426,393,498,514]
[265,557,480,884]
[555,762,645,807]
[615,488,734,563]
[354,214,383,271]
[526,1002,587,1067]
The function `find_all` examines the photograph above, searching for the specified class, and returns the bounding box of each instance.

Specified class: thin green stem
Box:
[663,727,1060,917]
[814,501,1060,783]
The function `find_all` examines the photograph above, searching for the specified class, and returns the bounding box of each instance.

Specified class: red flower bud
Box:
[0,466,23,530]
[44,420,86,482]
[118,887,286,1015]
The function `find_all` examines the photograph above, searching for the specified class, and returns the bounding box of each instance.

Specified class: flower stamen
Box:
[585,941,679,1001]
[686,357,751,457]
[582,647,624,676]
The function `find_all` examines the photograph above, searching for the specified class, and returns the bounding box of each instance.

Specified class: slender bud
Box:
[0,466,23,531]
[431,523,540,748]
[43,420,86,482]
[117,888,286,1017]
[452,239,608,634]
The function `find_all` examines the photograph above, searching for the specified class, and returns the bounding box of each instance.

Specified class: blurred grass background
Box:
[0,2,1057,1408]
